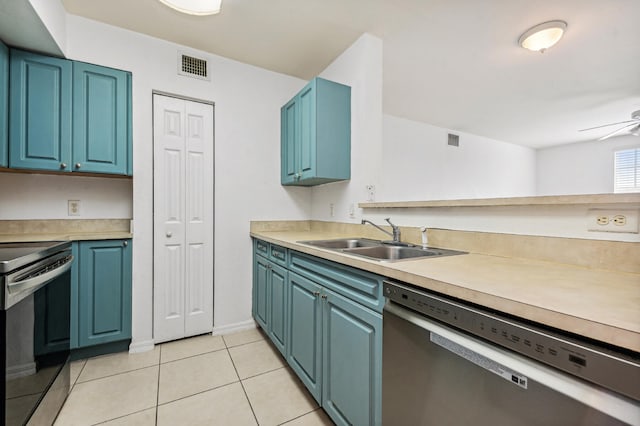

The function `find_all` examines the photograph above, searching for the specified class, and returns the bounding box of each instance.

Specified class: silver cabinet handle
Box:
[313,291,320,297]
[75,163,82,169]
[123,241,128,247]
[166,231,172,238]
[267,264,272,269]
[60,163,67,169]
[321,294,328,300]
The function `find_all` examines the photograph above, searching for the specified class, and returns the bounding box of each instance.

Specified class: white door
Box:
[153,94,214,343]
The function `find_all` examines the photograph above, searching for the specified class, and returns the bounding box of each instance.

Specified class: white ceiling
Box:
[52,0,640,147]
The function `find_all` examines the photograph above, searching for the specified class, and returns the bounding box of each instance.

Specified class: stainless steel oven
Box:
[1,241,73,425]
[382,280,640,426]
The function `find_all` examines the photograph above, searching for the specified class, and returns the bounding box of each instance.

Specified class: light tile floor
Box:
[54,328,334,426]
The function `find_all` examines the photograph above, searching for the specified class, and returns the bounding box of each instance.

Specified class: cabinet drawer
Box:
[269,244,288,266]
[255,239,269,257]
[289,251,384,313]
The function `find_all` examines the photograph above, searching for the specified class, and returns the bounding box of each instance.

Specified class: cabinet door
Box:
[9,49,72,172]
[253,254,269,330]
[281,97,298,184]
[73,62,128,174]
[287,272,322,403]
[268,263,288,356]
[77,240,132,348]
[0,41,8,167]
[297,80,316,181]
[322,289,382,426]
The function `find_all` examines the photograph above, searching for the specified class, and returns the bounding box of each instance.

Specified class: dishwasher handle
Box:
[385,302,640,426]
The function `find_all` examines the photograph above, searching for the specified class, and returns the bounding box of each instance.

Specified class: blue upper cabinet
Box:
[8,49,132,175]
[9,49,72,172]
[0,41,8,167]
[73,62,128,174]
[281,77,351,186]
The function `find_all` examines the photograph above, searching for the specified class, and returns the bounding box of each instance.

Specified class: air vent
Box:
[448,133,459,147]
[177,51,210,81]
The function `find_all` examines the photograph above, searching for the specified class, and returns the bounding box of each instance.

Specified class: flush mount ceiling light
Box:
[158,0,221,15]
[518,20,567,52]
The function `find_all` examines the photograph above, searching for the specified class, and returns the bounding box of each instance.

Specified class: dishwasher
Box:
[382,280,640,426]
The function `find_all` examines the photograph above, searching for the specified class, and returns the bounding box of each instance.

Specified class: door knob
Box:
[60,163,67,169]
[75,163,81,169]
[166,231,172,238]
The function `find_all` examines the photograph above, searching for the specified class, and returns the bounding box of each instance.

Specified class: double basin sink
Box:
[298,238,465,262]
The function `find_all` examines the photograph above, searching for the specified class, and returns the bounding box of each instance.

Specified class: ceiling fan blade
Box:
[598,122,640,141]
[579,119,637,132]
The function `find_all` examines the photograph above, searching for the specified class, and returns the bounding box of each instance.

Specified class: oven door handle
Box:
[7,255,74,295]
[385,302,640,426]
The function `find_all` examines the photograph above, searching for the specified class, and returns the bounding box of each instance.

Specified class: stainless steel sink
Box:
[343,245,463,261]
[298,238,465,262]
[299,238,381,249]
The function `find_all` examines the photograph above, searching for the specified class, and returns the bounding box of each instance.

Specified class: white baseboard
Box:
[212,319,257,336]
[128,339,155,353]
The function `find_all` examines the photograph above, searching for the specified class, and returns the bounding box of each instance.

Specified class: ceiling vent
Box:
[177,51,210,81]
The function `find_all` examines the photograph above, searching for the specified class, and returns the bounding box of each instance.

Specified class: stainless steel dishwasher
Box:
[382,280,640,426]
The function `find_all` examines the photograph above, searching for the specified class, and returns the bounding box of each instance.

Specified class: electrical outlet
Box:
[68,200,81,216]
[587,209,639,233]
[366,185,376,202]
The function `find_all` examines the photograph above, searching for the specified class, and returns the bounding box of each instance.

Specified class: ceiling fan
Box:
[578,110,640,141]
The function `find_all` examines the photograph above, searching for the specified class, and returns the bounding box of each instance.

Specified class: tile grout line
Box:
[227,347,261,425]
[90,407,157,426]
[74,363,160,386]
[276,407,327,426]
[155,378,242,407]
[159,345,228,365]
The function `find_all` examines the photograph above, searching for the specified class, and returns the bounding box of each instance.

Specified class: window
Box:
[614,147,640,193]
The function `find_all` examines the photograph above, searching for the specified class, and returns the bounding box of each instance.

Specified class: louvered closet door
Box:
[153,94,214,343]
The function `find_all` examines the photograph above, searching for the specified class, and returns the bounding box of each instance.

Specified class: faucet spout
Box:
[361,218,402,244]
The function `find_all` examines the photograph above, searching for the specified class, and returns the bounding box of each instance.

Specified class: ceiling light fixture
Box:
[518,20,567,52]
[158,0,221,16]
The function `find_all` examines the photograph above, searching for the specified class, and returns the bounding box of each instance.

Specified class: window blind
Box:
[614,147,640,193]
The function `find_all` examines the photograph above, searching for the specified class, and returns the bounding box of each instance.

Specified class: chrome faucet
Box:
[361,218,402,244]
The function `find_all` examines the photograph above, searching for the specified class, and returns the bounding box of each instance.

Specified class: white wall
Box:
[63,15,310,348]
[311,34,384,222]
[536,135,640,195]
[0,173,132,219]
[379,115,537,201]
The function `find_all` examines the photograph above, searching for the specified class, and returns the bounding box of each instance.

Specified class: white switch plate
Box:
[587,209,639,233]
[68,200,81,216]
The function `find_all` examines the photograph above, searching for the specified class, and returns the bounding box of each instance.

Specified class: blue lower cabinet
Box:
[253,239,383,426]
[267,262,288,355]
[253,254,269,330]
[287,272,323,403]
[322,288,382,426]
[252,248,288,356]
[72,239,132,349]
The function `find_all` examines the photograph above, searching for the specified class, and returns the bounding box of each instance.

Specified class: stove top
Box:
[0,241,72,273]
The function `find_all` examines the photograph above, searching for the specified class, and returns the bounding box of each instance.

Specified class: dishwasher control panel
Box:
[383,280,640,402]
